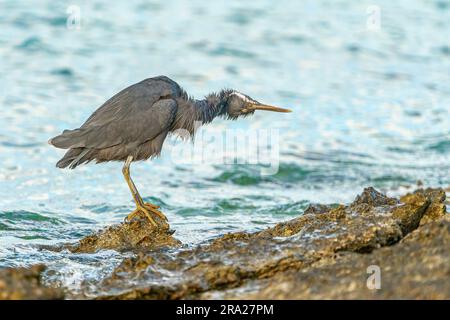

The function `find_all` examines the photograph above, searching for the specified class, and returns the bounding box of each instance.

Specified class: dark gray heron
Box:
[49,76,291,227]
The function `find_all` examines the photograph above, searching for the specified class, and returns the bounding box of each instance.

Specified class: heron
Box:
[49,76,291,227]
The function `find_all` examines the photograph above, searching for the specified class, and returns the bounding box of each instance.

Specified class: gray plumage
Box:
[49,75,291,169]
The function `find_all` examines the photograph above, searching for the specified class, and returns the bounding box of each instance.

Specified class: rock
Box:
[218,219,450,299]
[303,203,334,215]
[3,186,447,300]
[89,187,444,299]
[0,265,64,300]
[352,187,399,207]
[400,188,446,226]
[67,217,181,253]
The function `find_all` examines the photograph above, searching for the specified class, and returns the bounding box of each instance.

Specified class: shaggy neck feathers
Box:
[170,89,232,137]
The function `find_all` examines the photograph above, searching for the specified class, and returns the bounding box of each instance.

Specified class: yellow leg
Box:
[122,156,168,226]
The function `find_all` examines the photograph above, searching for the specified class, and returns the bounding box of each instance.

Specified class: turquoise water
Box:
[0,0,449,290]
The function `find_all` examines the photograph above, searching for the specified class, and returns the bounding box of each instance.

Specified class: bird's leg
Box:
[122,156,168,226]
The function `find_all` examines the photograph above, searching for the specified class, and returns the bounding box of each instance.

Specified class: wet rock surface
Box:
[400,188,447,226]
[88,187,446,299]
[0,265,64,300]
[213,218,450,299]
[67,216,181,253]
[2,187,448,299]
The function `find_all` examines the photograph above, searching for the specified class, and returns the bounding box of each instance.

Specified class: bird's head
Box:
[224,91,292,119]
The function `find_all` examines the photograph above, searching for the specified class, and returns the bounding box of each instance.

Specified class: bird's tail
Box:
[56,148,91,169]
[48,129,87,149]
[49,129,93,169]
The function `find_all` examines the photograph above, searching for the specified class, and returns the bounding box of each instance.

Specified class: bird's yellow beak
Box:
[249,103,292,113]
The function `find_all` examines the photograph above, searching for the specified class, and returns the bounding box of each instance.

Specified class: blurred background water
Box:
[0,0,449,291]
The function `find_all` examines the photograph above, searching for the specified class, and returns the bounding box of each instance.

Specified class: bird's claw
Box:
[124,202,168,227]
[125,208,156,226]
[143,202,168,221]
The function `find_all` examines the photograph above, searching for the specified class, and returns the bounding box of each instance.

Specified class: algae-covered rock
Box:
[68,217,181,253]
[218,219,450,300]
[89,187,445,299]
[0,265,64,300]
[400,188,446,226]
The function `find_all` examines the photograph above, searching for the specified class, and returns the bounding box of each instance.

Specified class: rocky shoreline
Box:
[1,187,449,300]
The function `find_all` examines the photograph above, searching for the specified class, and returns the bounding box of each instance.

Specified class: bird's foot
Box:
[142,202,168,221]
[125,203,168,228]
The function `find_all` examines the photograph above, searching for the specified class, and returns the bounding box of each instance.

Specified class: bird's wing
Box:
[81,76,182,128]
[50,78,181,150]
[85,98,178,149]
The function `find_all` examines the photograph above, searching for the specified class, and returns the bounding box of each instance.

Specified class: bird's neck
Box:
[170,90,231,137]
[194,90,230,124]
